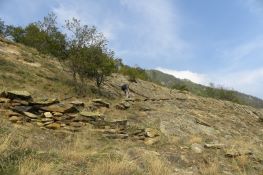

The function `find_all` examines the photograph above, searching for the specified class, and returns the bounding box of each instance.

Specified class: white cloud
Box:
[52,0,189,66]
[156,67,209,85]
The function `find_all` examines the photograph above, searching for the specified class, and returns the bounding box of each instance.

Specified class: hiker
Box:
[121,84,130,98]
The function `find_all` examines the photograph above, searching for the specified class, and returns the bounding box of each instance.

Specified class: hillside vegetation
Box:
[147,69,263,108]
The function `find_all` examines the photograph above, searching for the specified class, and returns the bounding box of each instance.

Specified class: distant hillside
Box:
[147,69,263,108]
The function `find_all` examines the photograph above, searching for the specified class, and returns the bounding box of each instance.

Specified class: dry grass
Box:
[143,154,172,175]
[199,161,220,175]
[18,157,54,175]
[188,134,203,145]
[92,156,139,175]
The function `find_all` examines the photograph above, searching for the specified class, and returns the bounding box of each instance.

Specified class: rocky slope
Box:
[0,38,263,175]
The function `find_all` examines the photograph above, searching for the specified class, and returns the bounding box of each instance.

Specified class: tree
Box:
[65,18,115,88]
[0,18,5,36]
[37,13,67,59]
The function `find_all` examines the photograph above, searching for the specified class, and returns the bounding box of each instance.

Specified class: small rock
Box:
[80,111,104,121]
[144,137,160,145]
[11,99,29,106]
[70,100,84,107]
[44,112,53,118]
[41,103,78,113]
[7,111,20,117]
[30,98,59,106]
[204,143,225,149]
[92,99,110,108]
[70,122,83,128]
[195,118,211,127]
[36,122,44,127]
[116,101,130,110]
[23,112,39,119]
[145,128,159,138]
[9,116,21,123]
[0,97,10,103]
[42,121,54,126]
[225,150,241,158]
[41,118,53,122]
[6,91,32,101]
[52,112,63,116]
[108,119,128,129]
[12,105,33,113]
[191,143,203,154]
[45,123,60,129]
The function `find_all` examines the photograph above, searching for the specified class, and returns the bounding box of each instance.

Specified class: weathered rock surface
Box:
[92,99,110,108]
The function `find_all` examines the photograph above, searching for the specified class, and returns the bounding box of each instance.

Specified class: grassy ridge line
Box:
[146,69,263,108]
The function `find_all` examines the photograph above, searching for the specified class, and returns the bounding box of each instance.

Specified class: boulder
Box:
[92,99,110,108]
[40,103,78,113]
[6,91,32,101]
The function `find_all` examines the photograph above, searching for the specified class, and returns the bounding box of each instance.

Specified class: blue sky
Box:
[1,0,263,98]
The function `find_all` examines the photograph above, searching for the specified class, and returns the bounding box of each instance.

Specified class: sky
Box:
[1,0,263,98]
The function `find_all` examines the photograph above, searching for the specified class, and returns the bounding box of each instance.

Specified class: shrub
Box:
[119,65,149,82]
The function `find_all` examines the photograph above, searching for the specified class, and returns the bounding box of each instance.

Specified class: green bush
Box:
[119,66,149,82]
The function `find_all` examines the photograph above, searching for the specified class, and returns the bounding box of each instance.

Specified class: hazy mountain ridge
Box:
[147,69,263,108]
